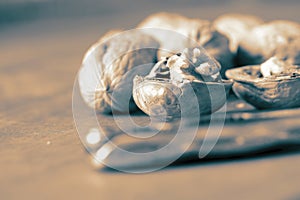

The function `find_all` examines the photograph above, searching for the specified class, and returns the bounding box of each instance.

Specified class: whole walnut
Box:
[137,12,234,75]
[79,30,159,113]
[238,20,300,66]
[213,13,263,54]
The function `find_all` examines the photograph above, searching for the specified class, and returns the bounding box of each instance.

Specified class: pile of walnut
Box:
[79,12,300,117]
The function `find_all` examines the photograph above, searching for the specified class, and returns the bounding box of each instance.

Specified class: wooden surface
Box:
[1,5,300,200]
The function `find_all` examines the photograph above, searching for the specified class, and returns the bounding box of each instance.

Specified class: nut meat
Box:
[133,47,232,120]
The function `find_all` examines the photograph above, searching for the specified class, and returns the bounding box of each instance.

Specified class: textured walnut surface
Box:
[138,12,235,74]
[238,20,300,66]
[226,65,300,109]
[79,30,159,113]
[213,13,264,53]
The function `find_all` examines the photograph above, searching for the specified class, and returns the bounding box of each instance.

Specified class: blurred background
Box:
[1,0,300,28]
[1,0,300,26]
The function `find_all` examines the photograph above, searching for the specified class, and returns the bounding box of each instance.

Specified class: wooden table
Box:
[1,4,300,200]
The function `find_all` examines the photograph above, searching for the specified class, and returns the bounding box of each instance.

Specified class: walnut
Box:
[78,30,159,113]
[213,13,263,54]
[226,63,300,109]
[133,47,232,120]
[238,20,300,66]
[137,12,234,75]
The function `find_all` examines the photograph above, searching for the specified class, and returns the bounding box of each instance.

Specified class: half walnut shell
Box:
[226,65,300,109]
[133,76,233,120]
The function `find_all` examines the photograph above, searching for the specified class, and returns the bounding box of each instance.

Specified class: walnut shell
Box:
[133,76,232,120]
[226,65,300,109]
[79,30,160,113]
[238,20,300,66]
[137,12,234,74]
